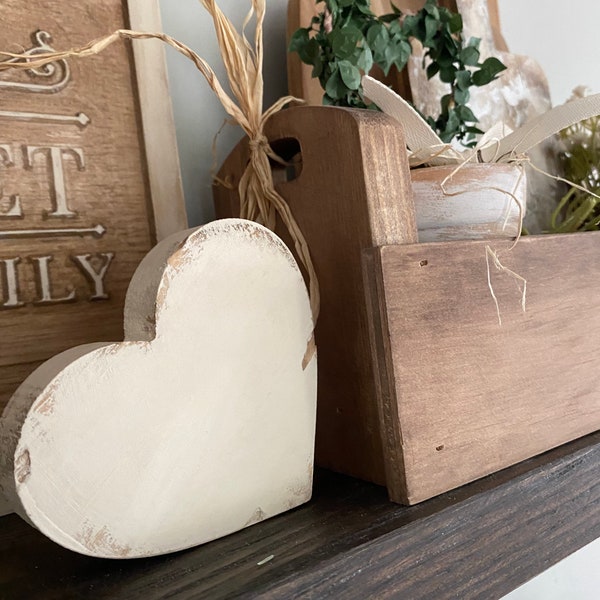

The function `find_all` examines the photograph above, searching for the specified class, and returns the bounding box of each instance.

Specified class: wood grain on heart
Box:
[0,219,317,558]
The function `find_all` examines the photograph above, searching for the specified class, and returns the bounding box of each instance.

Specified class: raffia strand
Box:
[0,2,320,363]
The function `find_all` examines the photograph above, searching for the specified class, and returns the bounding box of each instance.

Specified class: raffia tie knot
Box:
[248,135,270,152]
[0,3,320,369]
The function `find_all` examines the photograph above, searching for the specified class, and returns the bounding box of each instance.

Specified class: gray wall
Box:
[159,0,288,226]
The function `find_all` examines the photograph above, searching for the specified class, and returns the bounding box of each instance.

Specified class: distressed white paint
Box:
[0,31,71,94]
[1,258,24,308]
[0,0,187,519]
[412,163,526,242]
[25,145,84,218]
[0,224,106,239]
[71,253,114,300]
[0,110,91,128]
[0,219,317,558]
[0,145,23,219]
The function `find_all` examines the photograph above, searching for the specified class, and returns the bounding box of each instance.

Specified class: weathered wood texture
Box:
[0,1,186,419]
[364,232,600,504]
[214,105,418,485]
[411,163,525,242]
[1,432,599,599]
[0,220,316,557]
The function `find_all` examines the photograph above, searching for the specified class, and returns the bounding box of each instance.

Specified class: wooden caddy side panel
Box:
[214,105,418,484]
[365,232,600,504]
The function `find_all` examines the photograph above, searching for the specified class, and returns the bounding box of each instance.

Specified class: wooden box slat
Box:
[364,232,600,503]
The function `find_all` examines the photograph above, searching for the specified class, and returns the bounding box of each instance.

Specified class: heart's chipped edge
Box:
[0,218,317,555]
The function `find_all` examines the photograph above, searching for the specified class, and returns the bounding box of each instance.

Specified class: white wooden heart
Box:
[0,219,317,558]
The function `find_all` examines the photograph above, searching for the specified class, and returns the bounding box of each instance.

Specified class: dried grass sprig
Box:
[0,1,320,356]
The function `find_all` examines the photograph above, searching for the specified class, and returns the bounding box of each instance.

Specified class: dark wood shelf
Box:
[2,431,599,599]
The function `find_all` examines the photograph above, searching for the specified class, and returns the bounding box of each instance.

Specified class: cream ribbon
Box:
[363,75,600,167]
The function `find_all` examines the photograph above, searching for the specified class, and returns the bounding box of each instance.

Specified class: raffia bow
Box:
[0,0,320,364]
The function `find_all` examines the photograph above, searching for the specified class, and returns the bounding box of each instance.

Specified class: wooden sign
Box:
[0,2,186,422]
[0,219,317,558]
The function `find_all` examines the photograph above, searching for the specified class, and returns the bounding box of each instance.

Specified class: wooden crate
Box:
[214,105,600,504]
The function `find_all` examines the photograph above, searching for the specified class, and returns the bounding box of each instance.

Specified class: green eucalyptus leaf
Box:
[402,14,419,37]
[456,104,477,123]
[388,19,403,37]
[472,69,492,86]
[448,13,462,33]
[445,109,460,133]
[380,44,397,75]
[357,44,374,72]
[480,56,507,77]
[393,39,412,70]
[460,45,480,66]
[439,65,456,84]
[326,0,339,14]
[325,68,348,100]
[425,15,439,44]
[439,130,453,143]
[424,0,440,19]
[339,60,362,90]
[465,125,484,135]
[426,115,437,129]
[348,92,368,109]
[338,0,355,7]
[455,69,471,90]
[442,32,460,57]
[440,93,452,115]
[454,87,470,105]
[295,37,321,66]
[435,48,453,67]
[288,28,310,55]
[330,26,363,59]
[467,36,481,48]
[311,54,324,79]
[426,61,440,80]
[356,1,375,16]
[472,57,506,87]
[366,23,389,56]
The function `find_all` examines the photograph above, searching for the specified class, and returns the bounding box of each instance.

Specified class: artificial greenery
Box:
[289,0,506,146]
[550,107,600,232]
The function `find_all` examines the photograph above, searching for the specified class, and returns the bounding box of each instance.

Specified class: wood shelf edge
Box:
[2,431,599,599]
